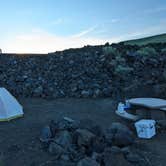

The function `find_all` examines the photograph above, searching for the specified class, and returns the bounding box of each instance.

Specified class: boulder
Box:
[56,117,80,131]
[105,123,134,147]
[91,137,106,153]
[79,119,103,136]
[75,129,95,147]
[54,130,72,149]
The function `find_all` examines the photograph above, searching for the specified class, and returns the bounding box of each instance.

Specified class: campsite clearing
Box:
[0,98,166,166]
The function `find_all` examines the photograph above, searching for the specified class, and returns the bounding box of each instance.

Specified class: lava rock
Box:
[77,157,100,166]
[56,117,80,131]
[40,126,52,143]
[156,120,166,132]
[105,122,134,147]
[79,119,104,137]
[125,152,142,163]
[69,146,86,162]
[33,86,43,97]
[103,147,132,166]
[49,120,58,137]
[81,90,92,98]
[110,146,121,154]
[48,142,64,158]
[91,137,106,153]
[91,152,104,165]
[54,130,72,149]
[121,146,130,155]
[75,129,95,147]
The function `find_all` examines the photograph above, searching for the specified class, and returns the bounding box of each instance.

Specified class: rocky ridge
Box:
[0,43,166,99]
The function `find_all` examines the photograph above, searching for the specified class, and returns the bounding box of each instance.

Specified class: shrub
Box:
[136,47,157,56]
[161,48,166,54]
[110,56,126,68]
[103,46,119,56]
[115,65,134,76]
[115,55,126,64]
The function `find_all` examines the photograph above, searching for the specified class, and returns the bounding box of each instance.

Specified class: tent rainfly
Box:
[0,88,23,121]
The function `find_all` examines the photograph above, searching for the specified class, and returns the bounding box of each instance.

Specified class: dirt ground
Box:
[0,98,166,166]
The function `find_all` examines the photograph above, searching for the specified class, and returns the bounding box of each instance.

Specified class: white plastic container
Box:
[117,102,125,114]
[135,119,156,139]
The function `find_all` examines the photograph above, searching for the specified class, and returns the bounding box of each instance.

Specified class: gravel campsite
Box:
[1,1,166,165]
[0,98,165,166]
[0,42,166,166]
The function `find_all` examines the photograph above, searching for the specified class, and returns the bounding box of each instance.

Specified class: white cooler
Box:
[135,119,156,139]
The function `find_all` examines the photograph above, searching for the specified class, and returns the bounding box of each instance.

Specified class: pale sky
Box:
[0,0,166,53]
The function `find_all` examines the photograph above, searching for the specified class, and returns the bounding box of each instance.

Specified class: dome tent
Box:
[0,88,23,121]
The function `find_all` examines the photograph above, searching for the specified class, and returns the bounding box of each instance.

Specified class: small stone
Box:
[92,137,106,153]
[102,88,111,97]
[81,90,92,98]
[69,147,85,162]
[125,153,141,163]
[40,126,52,143]
[69,60,74,65]
[48,142,64,158]
[157,120,166,128]
[77,157,100,166]
[91,152,102,162]
[110,146,121,154]
[75,129,95,147]
[71,87,77,92]
[63,117,75,123]
[49,120,58,137]
[93,89,101,97]
[56,117,80,131]
[54,130,72,149]
[33,86,43,96]
[156,120,166,131]
[23,75,28,79]
[121,146,130,155]
[61,154,70,161]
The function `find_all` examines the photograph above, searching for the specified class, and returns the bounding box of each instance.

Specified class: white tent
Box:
[0,88,23,121]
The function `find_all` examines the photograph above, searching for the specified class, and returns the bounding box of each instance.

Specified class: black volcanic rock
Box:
[0,43,166,99]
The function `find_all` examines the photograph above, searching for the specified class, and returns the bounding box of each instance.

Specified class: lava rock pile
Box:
[40,117,148,166]
[0,43,166,99]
